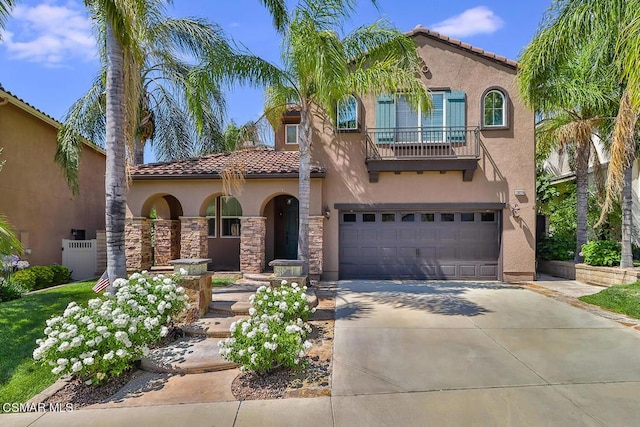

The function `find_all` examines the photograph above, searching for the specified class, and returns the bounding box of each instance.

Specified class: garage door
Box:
[339,211,500,279]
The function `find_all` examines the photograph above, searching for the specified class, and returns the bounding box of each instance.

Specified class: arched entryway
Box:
[141,194,183,266]
[263,195,299,266]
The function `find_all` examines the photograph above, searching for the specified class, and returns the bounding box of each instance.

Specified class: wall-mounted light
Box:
[514,189,526,196]
[323,206,331,219]
[508,202,520,218]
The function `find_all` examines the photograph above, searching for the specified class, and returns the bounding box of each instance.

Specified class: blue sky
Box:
[0,0,550,160]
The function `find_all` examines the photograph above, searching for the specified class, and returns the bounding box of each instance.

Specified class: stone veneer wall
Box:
[309,216,324,276]
[240,216,266,273]
[180,217,208,259]
[125,218,152,271]
[95,230,106,275]
[153,219,181,265]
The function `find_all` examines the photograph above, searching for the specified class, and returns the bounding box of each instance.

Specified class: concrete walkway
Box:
[4,279,640,426]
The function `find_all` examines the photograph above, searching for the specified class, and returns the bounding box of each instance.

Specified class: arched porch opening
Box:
[262,194,299,267]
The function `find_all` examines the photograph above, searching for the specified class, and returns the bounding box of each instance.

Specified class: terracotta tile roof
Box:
[131,148,326,179]
[407,26,518,69]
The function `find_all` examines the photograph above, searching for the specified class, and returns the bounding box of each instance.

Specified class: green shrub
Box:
[250,281,314,321]
[30,266,56,290]
[582,240,621,266]
[537,234,575,261]
[11,268,37,290]
[50,264,72,285]
[0,277,27,302]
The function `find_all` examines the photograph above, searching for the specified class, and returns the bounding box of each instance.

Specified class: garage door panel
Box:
[340,210,499,280]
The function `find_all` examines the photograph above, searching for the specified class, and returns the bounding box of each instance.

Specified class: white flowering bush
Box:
[219,282,315,374]
[33,271,189,383]
[250,281,314,321]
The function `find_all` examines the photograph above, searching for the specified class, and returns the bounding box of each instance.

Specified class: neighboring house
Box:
[0,88,106,267]
[543,138,640,243]
[125,27,536,282]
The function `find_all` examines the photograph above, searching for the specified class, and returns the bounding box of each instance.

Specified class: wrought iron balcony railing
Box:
[365,126,480,160]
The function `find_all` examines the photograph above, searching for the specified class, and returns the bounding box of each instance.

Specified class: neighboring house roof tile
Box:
[131,148,326,179]
[0,86,106,155]
[407,26,519,69]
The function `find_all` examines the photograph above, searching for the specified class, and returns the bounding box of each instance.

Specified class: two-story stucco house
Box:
[0,87,106,267]
[125,27,536,282]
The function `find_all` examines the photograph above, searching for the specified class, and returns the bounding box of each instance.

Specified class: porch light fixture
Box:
[508,202,520,218]
[323,206,331,219]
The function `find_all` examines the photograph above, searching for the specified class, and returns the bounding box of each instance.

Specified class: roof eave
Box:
[131,171,327,180]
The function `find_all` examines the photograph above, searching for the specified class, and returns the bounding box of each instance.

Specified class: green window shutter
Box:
[445,91,466,142]
[375,94,395,143]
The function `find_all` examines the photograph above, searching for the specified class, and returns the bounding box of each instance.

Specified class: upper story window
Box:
[482,88,509,129]
[337,95,358,131]
[285,124,299,144]
[221,196,242,237]
[375,91,466,143]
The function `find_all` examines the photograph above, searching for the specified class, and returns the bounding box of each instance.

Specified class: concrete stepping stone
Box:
[180,313,245,338]
[140,337,238,374]
[209,300,252,315]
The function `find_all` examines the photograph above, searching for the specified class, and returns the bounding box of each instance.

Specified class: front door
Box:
[283,198,299,259]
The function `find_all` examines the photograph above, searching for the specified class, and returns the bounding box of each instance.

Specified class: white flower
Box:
[248,307,257,316]
[57,358,69,366]
[303,340,313,350]
[83,357,94,365]
[280,280,288,285]
[58,342,70,352]
[72,361,83,372]
[116,349,128,358]
[263,341,277,351]
[279,302,288,311]
[160,326,168,337]
[247,330,256,339]
[51,366,64,375]
[147,294,157,304]
[103,351,114,360]
[179,268,187,275]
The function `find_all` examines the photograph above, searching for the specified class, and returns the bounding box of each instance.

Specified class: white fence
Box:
[62,239,97,281]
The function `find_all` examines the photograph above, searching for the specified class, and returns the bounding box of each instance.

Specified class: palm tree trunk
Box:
[105,21,128,288]
[297,106,311,276]
[620,164,634,268]
[575,142,590,263]
[134,137,144,165]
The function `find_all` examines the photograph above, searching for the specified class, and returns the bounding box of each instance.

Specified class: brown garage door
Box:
[339,211,500,279]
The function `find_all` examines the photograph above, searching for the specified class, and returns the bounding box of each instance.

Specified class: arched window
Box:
[337,95,359,131]
[482,88,508,129]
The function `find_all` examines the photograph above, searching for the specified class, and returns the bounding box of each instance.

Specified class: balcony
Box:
[365,126,480,182]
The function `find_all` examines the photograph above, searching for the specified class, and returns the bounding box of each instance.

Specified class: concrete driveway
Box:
[330,280,640,426]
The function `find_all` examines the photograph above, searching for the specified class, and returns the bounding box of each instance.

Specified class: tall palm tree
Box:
[520,41,618,262]
[0,0,16,33]
[75,0,288,287]
[517,0,640,265]
[56,17,229,193]
[215,0,429,273]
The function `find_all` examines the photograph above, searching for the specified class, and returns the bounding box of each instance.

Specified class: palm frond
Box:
[0,0,17,32]
[0,215,22,256]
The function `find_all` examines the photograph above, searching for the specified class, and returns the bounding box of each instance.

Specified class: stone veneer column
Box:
[309,216,324,276]
[240,216,266,273]
[179,217,208,259]
[153,219,181,265]
[125,218,152,271]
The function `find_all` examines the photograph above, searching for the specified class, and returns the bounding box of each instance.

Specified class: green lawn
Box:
[0,281,97,405]
[212,277,237,287]
[579,282,640,319]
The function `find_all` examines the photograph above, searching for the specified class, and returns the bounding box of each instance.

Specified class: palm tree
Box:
[56,17,229,192]
[0,0,16,33]
[0,148,23,256]
[74,0,288,287]
[517,0,640,266]
[520,40,618,262]
[215,0,430,273]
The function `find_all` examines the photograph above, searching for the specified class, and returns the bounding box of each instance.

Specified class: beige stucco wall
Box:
[0,101,106,266]
[309,34,536,280]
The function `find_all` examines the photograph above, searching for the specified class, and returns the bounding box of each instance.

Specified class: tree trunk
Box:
[105,21,128,289]
[297,106,311,276]
[574,142,590,263]
[620,165,634,268]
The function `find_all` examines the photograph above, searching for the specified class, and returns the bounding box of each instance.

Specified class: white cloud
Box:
[0,1,96,67]
[431,6,504,38]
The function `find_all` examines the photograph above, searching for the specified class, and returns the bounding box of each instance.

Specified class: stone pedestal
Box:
[125,218,152,272]
[268,259,306,288]
[170,258,213,318]
[179,217,208,259]
[153,219,181,266]
[240,216,266,273]
[309,216,324,276]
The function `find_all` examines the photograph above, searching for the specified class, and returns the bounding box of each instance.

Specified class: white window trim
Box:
[482,89,507,128]
[337,95,358,131]
[285,124,299,145]
[220,196,242,238]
